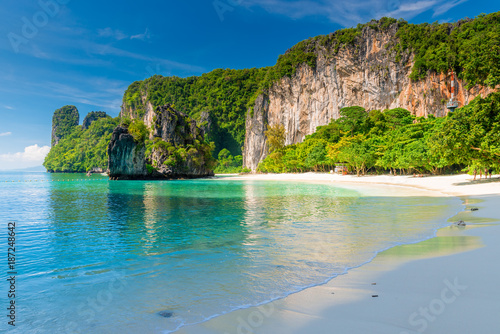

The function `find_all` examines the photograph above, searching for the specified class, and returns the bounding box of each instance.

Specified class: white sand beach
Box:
[176,173,500,334]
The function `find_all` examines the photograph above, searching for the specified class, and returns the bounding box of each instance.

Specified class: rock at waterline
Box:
[158,310,174,318]
[107,126,147,180]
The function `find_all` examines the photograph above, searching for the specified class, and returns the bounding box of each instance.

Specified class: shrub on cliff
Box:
[128,119,149,143]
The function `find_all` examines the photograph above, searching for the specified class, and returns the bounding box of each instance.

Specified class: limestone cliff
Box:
[51,105,79,146]
[108,105,214,180]
[108,127,147,179]
[243,23,497,171]
[243,94,269,171]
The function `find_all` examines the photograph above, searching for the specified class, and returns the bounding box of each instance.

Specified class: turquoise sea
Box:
[0,172,462,333]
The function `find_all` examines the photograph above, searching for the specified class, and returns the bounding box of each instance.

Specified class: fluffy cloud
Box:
[0,144,51,169]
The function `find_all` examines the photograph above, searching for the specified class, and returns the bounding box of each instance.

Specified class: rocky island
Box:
[43,12,499,176]
[108,104,215,180]
[44,106,118,173]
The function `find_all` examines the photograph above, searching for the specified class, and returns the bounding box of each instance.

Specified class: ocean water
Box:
[0,172,462,333]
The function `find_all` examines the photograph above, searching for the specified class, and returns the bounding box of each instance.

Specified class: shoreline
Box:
[176,173,500,334]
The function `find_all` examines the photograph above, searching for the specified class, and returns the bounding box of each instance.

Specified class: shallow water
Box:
[0,172,462,333]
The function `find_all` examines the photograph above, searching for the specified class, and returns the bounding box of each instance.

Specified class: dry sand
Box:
[176,174,500,334]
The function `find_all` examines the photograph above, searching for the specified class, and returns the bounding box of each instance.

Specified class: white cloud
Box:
[85,42,205,73]
[0,145,51,169]
[242,0,468,26]
[98,27,128,40]
[98,27,151,41]
[432,0,468,17]
[131,28,151,41]
[4,105,14,110]
[383,0,437,21]
[0,132,12,136]
[37,78,129,112]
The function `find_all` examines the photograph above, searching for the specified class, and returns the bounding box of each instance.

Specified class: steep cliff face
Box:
[108,127,147,179]
[243,94,269,171]
[51,105,79,146]
[120,99,156,128]
[108,105,214,180]
[243,24,497,171]
[82,111,109,130]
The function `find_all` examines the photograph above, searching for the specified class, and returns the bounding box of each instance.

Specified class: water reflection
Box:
[4,176,463,334]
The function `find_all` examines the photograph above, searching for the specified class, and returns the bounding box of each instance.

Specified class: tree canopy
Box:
[44,117,120,172]
[258,93,500,175]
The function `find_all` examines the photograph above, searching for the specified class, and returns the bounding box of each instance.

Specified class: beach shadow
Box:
[453,176,500,186]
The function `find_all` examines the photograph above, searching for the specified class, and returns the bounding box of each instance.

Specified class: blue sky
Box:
[0,0,498,169]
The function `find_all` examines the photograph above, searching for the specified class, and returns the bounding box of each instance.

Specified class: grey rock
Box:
[199,111,212,135]
[243,94,269,171]
[107,127,147,180]
[158,310,174,318]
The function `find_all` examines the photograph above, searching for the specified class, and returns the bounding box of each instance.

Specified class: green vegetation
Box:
[144,133,216,173]
[128,119,149,144]
[258,93,500,175]
[51,105,79,146]
[82,111,108,129]
[260,40,317,90]
[47,13,500,174]
[123,68,269,156]
[122,13,500,162]
[44,117,120,172]
[395,12,500,86]
[212,148,250,174]
[265,124,286,153]
[439,92,500,171]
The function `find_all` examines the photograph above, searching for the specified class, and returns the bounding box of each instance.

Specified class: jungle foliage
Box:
[395,12,500,87]
[122,12,499,162]
[47,13,500,174]
[44,116,119,172]
[51,105,79,146]
[123,68,269,156]
[258,93,500,176]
